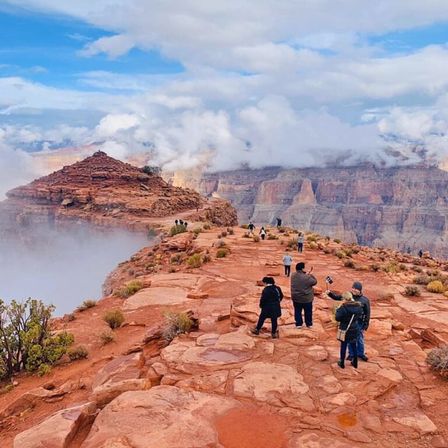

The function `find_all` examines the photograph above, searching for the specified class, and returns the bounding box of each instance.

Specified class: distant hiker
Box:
[179,219,184,226]
[418,249,423,258]
[283,251,293,277]
[327,281,370,362]
[259,227,267,240]
[248,222,255,235]
[297,233,304,253]
[290,262,317,328]
[175,219,179,225]
[251,277,283,339]
[276,217,282,228]
[335,292,363,369]
[184,221,188,228]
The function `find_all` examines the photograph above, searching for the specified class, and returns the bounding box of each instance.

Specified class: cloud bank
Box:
[2,0,448,191]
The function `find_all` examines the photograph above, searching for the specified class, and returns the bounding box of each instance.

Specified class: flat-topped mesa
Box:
[2,151,238,231]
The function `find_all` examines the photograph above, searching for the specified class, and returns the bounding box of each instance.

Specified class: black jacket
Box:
[328,291,371,330]
[335,302,363,341]
[259,285,283,318]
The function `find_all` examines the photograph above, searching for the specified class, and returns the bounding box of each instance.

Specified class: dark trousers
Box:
[284,265,291,276]
[261,234,265,240]
[340,339,358,362]
[293,301,313,327]
[297,243,303,253]
[256,310,278,335]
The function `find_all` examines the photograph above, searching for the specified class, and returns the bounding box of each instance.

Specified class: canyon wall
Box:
[171,165,448,258]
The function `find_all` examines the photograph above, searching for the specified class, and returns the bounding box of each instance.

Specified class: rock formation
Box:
[0,151,237,234]
[173,165,448,258]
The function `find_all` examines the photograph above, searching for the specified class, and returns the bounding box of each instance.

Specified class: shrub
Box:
[252,235,260,242]
[414,275,431,285]
[37,364,52,377]
[68,346,88,361]
[427,346,448,378]
[0,299,74,380]
[192,227,202,236]
[308,241,318,250]
[169,224,187,236]
[216,239,227,248]
[147,226,158,238]
[142,165,161,175]
[370,263,381,272]
[170,253,184,265]
[382,262,401,274]
[103,310,125,329]
[77,299,97,312]
[117,280,143,298]
[404,286,421,297]
[307,234,318,243]
[162,312,193,343]
[216,248,229,258]
[220,231,228,238]
[344,260,356,269]
[335,250,346,259]
[99,329,115,346]
[412,265,423,273]
[334,238,341,244]
[323,247,332,254]
[427,280,445,294]
[202,254,212,263]
[240,224,249,229]
[287,237,298,249]
[399,264,408,271]
[267,234,278,240]
[187,253,203,268]
[203,223,211,230]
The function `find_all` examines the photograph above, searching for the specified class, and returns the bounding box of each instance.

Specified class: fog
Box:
[0,223,149,316]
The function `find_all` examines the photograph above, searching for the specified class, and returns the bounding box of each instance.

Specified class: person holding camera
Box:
[290,262,317,328]
[251,277,283,338]
[335,292,363,368]
[327,281,370,361]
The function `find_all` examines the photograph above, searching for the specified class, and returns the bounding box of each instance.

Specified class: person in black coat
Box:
[335,292,363,368]
[251,277,283,338]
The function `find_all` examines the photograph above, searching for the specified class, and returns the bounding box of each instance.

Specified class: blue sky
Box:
[1,0,448,190]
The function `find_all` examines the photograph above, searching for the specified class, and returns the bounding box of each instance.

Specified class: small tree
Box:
[0,299,74,379]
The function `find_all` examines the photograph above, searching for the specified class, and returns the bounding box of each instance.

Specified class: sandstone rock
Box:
[377,368,403,383]
[233,362,315,411]
[321,392,356,411]
[393,414,438,434]
[315,375,343,395]
[92,379,151,407]
[369,319,392,338]
[305,345,329,361]
[14,402,96,448]
[124,286,190,309]
[82,386,238,448]
[215,329,256,351]
[186,292,209,300]
[1,387,54,418]
[291,432,351,448]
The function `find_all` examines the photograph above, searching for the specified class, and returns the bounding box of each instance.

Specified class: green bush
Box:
[287,237,298,249]
[334,238,341,244]
[203,223,211,230]
[162,312,193,343]
[0,299,74,379]
[99,329,115,346]
[427,346,448,378]
[103,309,125,329]
[308,241,318,250]
[382,262,401,274]
[117,280,143,298]
[37,364,52,377]
[404,286,421,297]
[335,250,346,259]
[427,280,445,293]
[68,346,88,361]
[306,234,318,242]
[77,299,97,312]
[411,265,423,273]
[216,248,229,258]
[187,253,203,268]
[344,259,356,269]
[169,224,187,236]
[370,263,381,272]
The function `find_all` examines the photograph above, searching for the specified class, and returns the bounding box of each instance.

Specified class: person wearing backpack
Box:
[251,277,283,338]
[335,292,363,368]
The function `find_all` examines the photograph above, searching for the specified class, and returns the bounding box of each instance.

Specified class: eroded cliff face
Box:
[0,151,238,236]
[188,165,448,257]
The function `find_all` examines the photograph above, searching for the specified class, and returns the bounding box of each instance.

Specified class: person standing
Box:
[283,251,293,277]
[327,281,370,361]
[259,227,266,240]
[251,277,283,338]
[335,292,363,369]
[297,233,304,253]
[276,217,282,228]
[290,262,317,328]
[248,222,255,235]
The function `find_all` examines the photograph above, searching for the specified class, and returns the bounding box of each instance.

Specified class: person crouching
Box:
[251,277,283,339]
[335,292,363,369]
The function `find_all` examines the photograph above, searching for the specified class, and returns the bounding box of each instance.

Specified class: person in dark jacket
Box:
[327,281,371,361]
[335,292,363,369]
[251,277,283,338]
[290,262,317,328]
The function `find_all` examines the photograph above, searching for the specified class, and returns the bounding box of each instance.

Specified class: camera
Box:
[325,276,334,284]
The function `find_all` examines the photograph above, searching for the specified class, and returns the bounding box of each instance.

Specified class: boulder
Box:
[14,402,96,448]
[82,386,238,448]
[233,362,315,411]
[92,379,151,407]
[393,414,438,435]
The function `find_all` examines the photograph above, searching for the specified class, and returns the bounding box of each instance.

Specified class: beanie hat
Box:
[296,262,305,271]
[262,276,275,285]
[352,281,363,292]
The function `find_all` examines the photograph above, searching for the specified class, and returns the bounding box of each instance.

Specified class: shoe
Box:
[250,328,260,335]
[295,325,303,329]
[359,355,368,362]
[272,331,279,339]
[337,360,345,369]
[351,358,358,369]
[306,325,313,329]
[346,355,353,361]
